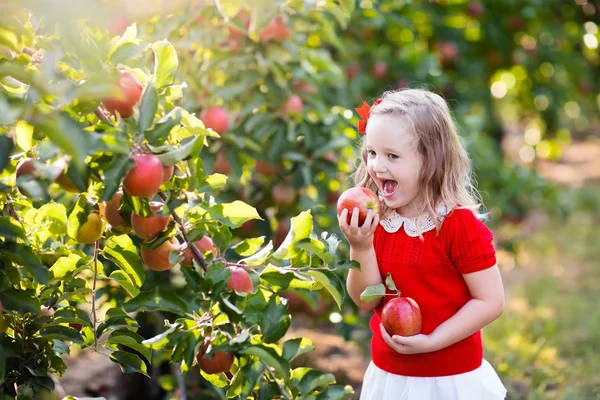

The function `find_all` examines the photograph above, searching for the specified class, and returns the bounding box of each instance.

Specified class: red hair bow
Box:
[355,98,382,134]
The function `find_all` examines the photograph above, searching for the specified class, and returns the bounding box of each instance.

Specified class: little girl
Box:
[338,88,507,399]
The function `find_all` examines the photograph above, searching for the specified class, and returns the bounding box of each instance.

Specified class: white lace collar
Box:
[380,204,450,237]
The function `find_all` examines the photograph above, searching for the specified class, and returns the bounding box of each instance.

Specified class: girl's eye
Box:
[389,154,398,159]
[367,150,376,156]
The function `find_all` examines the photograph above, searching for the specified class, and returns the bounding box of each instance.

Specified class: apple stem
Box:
[158,192,208,272]
[265,367,292,400]
[92,240,99,351]
[94,107,110,123]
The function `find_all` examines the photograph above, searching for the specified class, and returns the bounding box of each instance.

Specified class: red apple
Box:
[100,190,130,231]
[272,183,296,206]
[467,1,484,17]
[372,61,387,80]
[200,106,229,134]
[141,237,181,271]
[282,94,303,115]
[381,296,422,337]
[196,345,234,374]
[213,151,231,175]
[131,201,170,240]
[256,160,278,176]
[122,154,164,197]
[336,187,381,226]
[259,16,290,42]
[438,41,459,67]
[162,165,174,183]
[226,266,253,293]
[102,71,143,118]
[181,236,217,266]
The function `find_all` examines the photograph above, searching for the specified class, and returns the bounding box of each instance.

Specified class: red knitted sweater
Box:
[369,208,497,377]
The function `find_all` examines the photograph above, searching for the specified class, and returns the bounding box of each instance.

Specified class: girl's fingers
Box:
[350,207,359,228]
[362,209,373,228]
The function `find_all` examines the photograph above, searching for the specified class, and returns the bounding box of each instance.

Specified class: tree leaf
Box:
[240,344,290,380]
[138,81,158,132]
[110,351,149,377]
[231,237,265,257]
[49,254,84,282]
[359,283,386,303]
[306,269,344,310]
[39,325,84,344]
[100,155,135,202]
[0,288,40,314]
[259,295,290,343]
[102,234,145,296]
[273,211,313,260]
[282,337,315,362]
[239,241,273,266]
[41,112,89,171]
[385,272,398,292]
[15,120,33,151]
[124,287,187,314]
[0,242,49,284]
[145,108,182,144]
[209,201,262,228]
[155,136,199,166]
[107,330,151,361]
[0,216,26,240]
[0,135,14,173]
[153,40,178,88]
[299,369,337,395]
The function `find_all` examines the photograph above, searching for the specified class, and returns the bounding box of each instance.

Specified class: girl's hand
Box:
[337,207,379,251]
[380,324,438,354]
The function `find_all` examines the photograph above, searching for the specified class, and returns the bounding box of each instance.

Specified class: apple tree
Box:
[0,2,357,399]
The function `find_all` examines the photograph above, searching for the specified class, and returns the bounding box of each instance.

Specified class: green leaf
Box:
[0,216,25,240]
[110,351,149,377]
[335,260,360,271]
[41,112,89,171]
[295,238,332,264]
[110,42,148,64]
[306,269,344,310]
[145,108,182,144]
[231,237,265,257]
[0,343,5,383]
[359,283,386,303]
[282,338,315,362]
[385,272,398,292]
[239,241,273,266]
[152,40,178,88]
[0,242,49,284]
[0,135,14,173]
[0,288,40,314]
[155,136,200,166]
[240,344,290,380]
[107,330,151,361]
[299,369,337,394]
[15,120,33,151]
[142,323,180,349]
[103,235,145,296]
[124,287,187,314]
[39,325,84,344]
[273,211,313,260]
[259,295,290,343]
[49,254,84,281]
[215,0,244,18]
[209,201,262,228]
[66,194,90,242]
[138,81,158,132]
[100,156,136,202]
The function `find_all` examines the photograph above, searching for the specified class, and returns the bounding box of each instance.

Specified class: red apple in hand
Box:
[381,297,422,337]
[337,187,381,226]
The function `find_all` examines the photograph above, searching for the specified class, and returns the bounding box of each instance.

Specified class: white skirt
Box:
[359,359,507,400]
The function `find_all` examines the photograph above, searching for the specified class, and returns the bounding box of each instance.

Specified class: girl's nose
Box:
[372,157,387,173]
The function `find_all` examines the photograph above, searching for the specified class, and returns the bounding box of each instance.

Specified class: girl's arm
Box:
[380,264,504,353]
[347,245,383,311]
[338,207,383,312]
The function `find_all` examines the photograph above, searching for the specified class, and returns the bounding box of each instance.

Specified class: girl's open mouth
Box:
[381,179,398,198]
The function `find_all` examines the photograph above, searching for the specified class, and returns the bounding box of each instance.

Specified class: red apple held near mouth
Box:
[337,187,381,226]
[102,71,143,118]
[200,106,229,134]
[226,266,253,293]
[122,154,164,197]
[131,201,170,240]
[381,296,422,337]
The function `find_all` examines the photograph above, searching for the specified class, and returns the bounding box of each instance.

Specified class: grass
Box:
[484,205,600,399]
